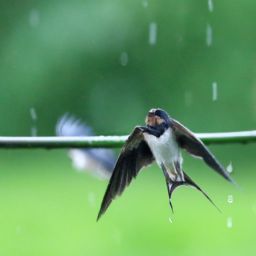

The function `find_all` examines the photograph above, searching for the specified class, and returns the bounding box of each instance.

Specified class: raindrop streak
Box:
[31,127,37,137]
[208,0,214,12]
[30,107,38,136]
[87,192,96,207]
[112,228,122,244]
[206,24,213,47]
[149,22,157,46]
[184,91,193,107]
[142,0,148,8]
[120,52,129,66]
[252,204,256,215]
[227,162,233,173]
[29,9,40,27]
[16,226,22,235]
[30,107,37,121]
[168,216,173,223]
[227,217,233,229]
[212,82,218,101]
[227,195,234,204]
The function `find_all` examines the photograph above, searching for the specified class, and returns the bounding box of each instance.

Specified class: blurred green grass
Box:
[0,148,255,256]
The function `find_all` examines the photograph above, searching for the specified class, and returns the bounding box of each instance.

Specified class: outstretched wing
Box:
[97,126,154,220]
[172,119,234,183]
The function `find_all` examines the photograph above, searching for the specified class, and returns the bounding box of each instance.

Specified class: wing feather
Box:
[172,119,234,183]
[97,127,154,220]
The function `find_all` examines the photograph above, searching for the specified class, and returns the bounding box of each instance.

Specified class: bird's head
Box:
[145,108,171,128]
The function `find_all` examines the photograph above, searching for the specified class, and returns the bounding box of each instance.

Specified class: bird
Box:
[97,108,235,220]
[56,114,116,180]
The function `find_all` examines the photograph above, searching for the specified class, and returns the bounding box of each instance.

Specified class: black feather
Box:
[97,127,154,220]
[172,119,235,184]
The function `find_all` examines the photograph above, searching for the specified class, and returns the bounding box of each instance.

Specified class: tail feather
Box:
[166,181,180,213]
[183,172,221,212]
[165,172,221,213]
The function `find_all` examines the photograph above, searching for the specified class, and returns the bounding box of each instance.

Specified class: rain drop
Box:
[87,192,96,207]
[168,216,173,223]
[120,52,129,66]
[227,162,233,173]
[206,24,213,47]
[208,0,214,12]
[30,107,37,121]
[16,225,22,235]
[227,195,234,204]
[29,107,38,136]
[226,217,233,229]
[184,91,193,107]
[31,127,38,137]
[29,9,40,27]
[149,22,157,46]
[212,81,218,101]
[112,228,122,244]
[142,0,148,8]
[252,204,256,215]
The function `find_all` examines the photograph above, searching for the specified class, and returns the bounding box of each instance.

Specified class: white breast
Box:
[143,128,181,168]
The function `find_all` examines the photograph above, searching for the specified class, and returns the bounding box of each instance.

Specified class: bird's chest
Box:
[144,129,180,165]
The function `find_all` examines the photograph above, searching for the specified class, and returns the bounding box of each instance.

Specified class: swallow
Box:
[56,114,116,179]
[97,108,235,220]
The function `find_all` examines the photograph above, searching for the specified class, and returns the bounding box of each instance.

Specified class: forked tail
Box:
[165,171,221,213]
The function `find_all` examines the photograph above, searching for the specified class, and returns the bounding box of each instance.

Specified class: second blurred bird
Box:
[56,114,116,179]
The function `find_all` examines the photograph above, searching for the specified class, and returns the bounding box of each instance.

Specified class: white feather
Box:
[68,150,111,180]
[143,128,182,179]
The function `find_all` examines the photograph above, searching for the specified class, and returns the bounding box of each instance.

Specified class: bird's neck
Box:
[144,123,168,138]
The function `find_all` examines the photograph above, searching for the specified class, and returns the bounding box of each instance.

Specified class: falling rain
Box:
[149,22,157,46]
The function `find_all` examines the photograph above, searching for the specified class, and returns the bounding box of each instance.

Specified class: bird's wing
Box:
[97,126,154,220]
[172,119,234,183]
[56,114,93,136]
[56,114,116,178]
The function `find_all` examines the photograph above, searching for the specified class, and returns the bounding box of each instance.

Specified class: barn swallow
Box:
[56,114,116,179]
[97,108,235,220]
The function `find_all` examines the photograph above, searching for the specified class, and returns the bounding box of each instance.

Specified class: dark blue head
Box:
[145,108,171,128]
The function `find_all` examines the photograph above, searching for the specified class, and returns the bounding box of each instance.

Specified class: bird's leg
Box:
[174,161,185,182]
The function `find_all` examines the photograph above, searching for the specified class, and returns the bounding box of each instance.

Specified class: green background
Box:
[0,1,255,255]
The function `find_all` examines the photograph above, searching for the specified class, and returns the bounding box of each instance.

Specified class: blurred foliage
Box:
[0,0,255,136]
[0,1,255,255]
